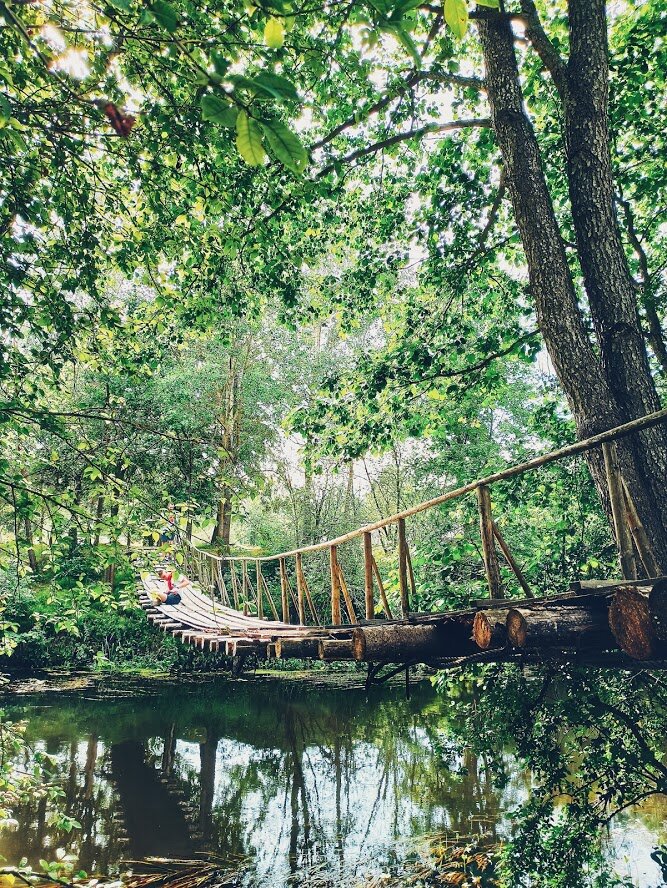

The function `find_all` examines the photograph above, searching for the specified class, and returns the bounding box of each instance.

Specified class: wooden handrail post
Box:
[602,442,637,580]
[255,560,263,619]
[477,485,502,599]
[295,553,306,625]
[279,557,290,623]
[397,518,410,618]
[330,545,342,625]
[363,532,374,620]
[242,560,249,616]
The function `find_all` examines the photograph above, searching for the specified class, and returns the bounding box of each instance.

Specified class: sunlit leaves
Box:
[444,0,468,38]
[236,111,266,166]
[201,94,238,128]
[229,72,299,102]
[150,0,178,32]
[261,119,307,173]
[264,17,285,48]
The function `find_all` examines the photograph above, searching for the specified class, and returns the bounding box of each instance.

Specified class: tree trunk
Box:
[477,9,667,568]
[212,488,232,549]
[563,0,667,564]
[24,516,38,573]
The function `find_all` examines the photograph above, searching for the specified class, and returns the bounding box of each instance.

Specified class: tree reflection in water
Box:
[0,670,666,887]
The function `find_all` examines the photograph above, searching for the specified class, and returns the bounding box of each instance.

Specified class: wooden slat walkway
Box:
[139,575,330,656]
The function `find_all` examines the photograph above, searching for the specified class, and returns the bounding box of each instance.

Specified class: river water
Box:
[0,674,665,886]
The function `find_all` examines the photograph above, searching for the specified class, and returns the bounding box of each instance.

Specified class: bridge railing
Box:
[178,408,667,627]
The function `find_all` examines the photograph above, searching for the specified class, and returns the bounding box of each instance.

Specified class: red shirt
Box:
[162,571,174,590]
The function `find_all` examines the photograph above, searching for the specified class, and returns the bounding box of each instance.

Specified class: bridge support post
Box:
[255,560,263,619]
[397,518,410,618]
[477,485,502,599]
[364,532,374,621]
[296,553,306,625]
[602,442,637,581]
[279,558,290,623]
[330,545,342,625]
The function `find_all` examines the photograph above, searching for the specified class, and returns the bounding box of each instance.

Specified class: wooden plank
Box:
[330,545,342,625]
[397,517,410,619]
[477,485,502,599]
[364,532,374,621]
[602,442,637,581]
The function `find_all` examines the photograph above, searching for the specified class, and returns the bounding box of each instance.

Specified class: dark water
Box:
[0,675,664,886]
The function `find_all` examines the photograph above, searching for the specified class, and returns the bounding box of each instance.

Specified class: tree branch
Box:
[520,0,566,89]
[311,70,485,152]
[318,117,491,176]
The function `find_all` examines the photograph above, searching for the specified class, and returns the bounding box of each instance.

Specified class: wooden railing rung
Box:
[336,561,357,624]
[371,557,393,619]
[492,520,533,598]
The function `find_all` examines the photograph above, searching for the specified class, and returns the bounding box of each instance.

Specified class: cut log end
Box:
[351,628,367,662]
[609,586,656,661]
[506,608,527,648]
[473,612,492,649]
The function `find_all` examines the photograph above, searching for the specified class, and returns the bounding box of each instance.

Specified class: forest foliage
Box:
[1,2,667,882]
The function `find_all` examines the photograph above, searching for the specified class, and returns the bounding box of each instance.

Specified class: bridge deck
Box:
[139,575,330,655]
[139,574,667,667]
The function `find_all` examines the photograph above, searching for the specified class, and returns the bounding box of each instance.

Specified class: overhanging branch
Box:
[318,117,491,176]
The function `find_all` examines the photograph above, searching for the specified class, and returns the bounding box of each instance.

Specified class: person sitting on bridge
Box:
[151,568,192,605]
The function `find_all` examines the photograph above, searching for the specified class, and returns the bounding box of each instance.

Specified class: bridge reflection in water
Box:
[1,677,664,886]
[1,679,524,884]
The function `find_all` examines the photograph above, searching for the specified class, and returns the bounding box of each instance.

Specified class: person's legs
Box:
[149,588,168,603]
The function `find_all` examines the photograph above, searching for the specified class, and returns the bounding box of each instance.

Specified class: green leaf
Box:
[264,17,285,49]
[476,0,499,6]
[236,111,266,166]
[261,118,308,173]
[253,72,299,102]
[231,72,299,103]
[200,94,238,128]
[151,0,178,33]
[444,0,468,38]
[384,23,421,64]
[107,0,132,10]
[0,94,10,128]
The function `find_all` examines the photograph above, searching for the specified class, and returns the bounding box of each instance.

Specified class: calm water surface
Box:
[0,676,664,886]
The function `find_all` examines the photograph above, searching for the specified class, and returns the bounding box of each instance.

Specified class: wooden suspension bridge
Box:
[138,408,667,673]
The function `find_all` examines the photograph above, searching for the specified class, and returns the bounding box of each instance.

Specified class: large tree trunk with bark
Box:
[562,0,667,563]
[476,7,667,568]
